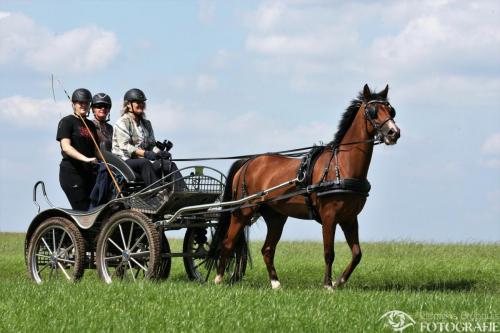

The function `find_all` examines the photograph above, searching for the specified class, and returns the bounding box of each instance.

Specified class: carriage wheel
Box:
[183,225,248,283]
[155,232,172,280]
[96,210,161,283]
[27,217,85,284]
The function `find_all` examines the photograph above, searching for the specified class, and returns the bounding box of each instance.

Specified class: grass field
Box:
[0,232,498,332]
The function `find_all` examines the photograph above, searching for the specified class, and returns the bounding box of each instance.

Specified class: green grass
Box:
[1,232,498,332]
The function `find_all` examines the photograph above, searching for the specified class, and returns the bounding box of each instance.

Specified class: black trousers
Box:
[125,158,186,189]
[125,158,159,187]
[59,164,96,211]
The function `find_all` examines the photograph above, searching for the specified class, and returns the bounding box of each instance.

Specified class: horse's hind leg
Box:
[214,214,249,284]
[334,217,362,288]
[260,207,287,289]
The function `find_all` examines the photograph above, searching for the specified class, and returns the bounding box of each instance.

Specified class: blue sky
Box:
[0,0,499,242]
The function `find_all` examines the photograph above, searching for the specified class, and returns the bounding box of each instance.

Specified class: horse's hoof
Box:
[214,275,223,285]
[324,284,334,291]
[271,280,281,290]
[333,277,346,289]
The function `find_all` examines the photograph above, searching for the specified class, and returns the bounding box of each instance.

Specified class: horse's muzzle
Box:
[381,120,400,145]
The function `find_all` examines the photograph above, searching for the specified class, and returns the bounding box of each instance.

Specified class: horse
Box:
[212,84,401,289]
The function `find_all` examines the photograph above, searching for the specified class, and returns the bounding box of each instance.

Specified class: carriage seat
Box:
[100,151,139,183]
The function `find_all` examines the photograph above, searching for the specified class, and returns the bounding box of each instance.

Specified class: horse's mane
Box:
[328,88,388,147]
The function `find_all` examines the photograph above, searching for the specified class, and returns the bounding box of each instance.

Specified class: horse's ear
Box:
[380,84,389,98]
[363,84,371,100]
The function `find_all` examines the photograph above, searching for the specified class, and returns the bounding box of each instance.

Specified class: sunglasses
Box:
[93,104,110,110]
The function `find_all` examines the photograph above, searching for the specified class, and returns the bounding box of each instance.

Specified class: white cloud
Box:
[198,0,216,24]
[370,3,500,76]
[210,49,232,69]
[0,13,119,73]
[479,133,500,169]
[0,11,11,19]
[243,0,500,93]
[159,75,219,93]
[482,133,500,155]
[248,1,286,31]
[147,98,334,156]
[480,158,500,169]
[196,75,218,92]
[0,96,68,128]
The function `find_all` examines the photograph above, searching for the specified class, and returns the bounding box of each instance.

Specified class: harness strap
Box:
[296,147,325,222]
[185,178,371,219]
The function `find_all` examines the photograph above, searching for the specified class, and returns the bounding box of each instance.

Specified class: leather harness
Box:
[296,146,371,223]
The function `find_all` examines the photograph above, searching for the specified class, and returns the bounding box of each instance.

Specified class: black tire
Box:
[155,232,172,280]
[183,225,248,283]
[27,217,86,284]
[96,210,161,283]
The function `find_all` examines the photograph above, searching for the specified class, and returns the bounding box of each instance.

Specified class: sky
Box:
[0,0,499,243]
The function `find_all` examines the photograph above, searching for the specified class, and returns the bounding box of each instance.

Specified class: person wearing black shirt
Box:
[56,88,99,211]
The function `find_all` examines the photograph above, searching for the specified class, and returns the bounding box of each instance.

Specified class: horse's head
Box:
[362,84,401,145]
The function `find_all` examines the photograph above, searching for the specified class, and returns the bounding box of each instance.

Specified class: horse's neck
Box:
[337,109,374,179]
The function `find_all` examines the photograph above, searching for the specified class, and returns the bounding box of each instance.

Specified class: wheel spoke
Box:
[128,262,136,281]
[63,244,74,254]
[57,231,66,253]
[57,258,76,264]
[52,229,56,253]
[127,223,134,250]
[129,251,150,258]
[35,254,51,259]
[108,237,124,252]
[37,262,50,274]
[57,262,72,281]
[104,255,123,262]
[129,232,146,252]
[194,259,207,269]
[41,237,53,255]
[118,224,127,250]
[130,257,148,272]
[111,261,124,278]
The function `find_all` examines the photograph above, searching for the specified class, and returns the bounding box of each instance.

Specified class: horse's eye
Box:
[368,106,377,119]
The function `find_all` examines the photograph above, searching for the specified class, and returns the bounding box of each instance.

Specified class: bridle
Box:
[316,100,397,184]
[363,100,396,142]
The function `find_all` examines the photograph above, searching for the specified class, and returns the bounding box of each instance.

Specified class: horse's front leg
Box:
[321,218,337,290]
[334,218,362,288]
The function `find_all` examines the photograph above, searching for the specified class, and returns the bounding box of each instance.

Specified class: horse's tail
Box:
[207,158,249,264]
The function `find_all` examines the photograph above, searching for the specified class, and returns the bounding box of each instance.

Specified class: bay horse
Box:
[213,84,400,289]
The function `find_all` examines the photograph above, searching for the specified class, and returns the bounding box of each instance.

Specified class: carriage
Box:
[25,84,401,289]
[25,151,248,284]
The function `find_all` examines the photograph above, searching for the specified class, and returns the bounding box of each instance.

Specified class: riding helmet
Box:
[71,88,92,103]
[92,93,112,107]
[124,88,147,102]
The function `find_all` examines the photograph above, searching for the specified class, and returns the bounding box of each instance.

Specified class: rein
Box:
[171,146,317,162]
[171,138,382,163]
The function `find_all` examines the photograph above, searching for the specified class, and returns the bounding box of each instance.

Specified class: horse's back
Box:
[236,154,300,188]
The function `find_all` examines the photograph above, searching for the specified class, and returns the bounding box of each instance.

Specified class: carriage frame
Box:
[25,152,249,284]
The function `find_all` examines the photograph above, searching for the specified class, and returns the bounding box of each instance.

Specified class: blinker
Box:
[367,106,377,119]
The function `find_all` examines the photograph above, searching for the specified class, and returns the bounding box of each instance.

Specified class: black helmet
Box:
[124,88,147,102]
[71,88,92,103]
[92,93,112,107]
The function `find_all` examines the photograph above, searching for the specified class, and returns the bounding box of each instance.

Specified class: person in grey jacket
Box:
[111,88,175,188]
